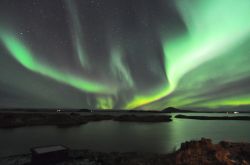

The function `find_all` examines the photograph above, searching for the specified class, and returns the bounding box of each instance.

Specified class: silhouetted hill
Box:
[161,107,194,113]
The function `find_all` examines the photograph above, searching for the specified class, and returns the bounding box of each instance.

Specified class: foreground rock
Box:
[0,138,249,165]
[175,138,250,165]
[175,114,250,120]
[0,113,172,128]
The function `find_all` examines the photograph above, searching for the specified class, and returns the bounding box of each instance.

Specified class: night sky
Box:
[0,0,250,110]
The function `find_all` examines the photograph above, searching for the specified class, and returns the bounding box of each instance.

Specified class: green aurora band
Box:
[0,29,115,94]
[1,0,250,110]
[125,0,250,109]
[64,0,89,68]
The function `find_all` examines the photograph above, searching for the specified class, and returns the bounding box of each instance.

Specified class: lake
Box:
[0,113,250,157]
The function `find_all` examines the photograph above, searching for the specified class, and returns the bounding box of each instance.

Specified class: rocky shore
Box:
[0,112,172,128]
[0,138,249,165]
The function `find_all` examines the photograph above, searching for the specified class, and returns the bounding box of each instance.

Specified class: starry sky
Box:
[0,0,250,111]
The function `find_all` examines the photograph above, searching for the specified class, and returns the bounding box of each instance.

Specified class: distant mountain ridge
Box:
[161,107,194,113]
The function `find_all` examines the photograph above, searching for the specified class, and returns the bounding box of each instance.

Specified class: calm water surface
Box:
[0,113,250,157]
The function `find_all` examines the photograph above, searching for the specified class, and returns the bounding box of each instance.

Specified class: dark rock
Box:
[1,138,250,165]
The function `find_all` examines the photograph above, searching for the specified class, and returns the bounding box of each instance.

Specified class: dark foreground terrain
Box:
[0,138,249,165]
[0,112,172,128]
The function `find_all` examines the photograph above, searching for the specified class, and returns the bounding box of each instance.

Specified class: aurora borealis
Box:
[0,0,250,110]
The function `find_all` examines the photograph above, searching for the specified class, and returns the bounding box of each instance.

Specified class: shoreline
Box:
[0,138,249,165]
[175,114,250,120]
[1,111,250,128]
[0,112,172,128]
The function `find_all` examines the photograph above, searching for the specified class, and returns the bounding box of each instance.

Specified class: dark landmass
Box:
[175,114,250,120]
[1,138,250,165]
[162,107,250,113]
[0,112,172,128]
[113,115,172,122]
[0,108,91,113]
[161,107,195,113]
[0,112,88,128]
